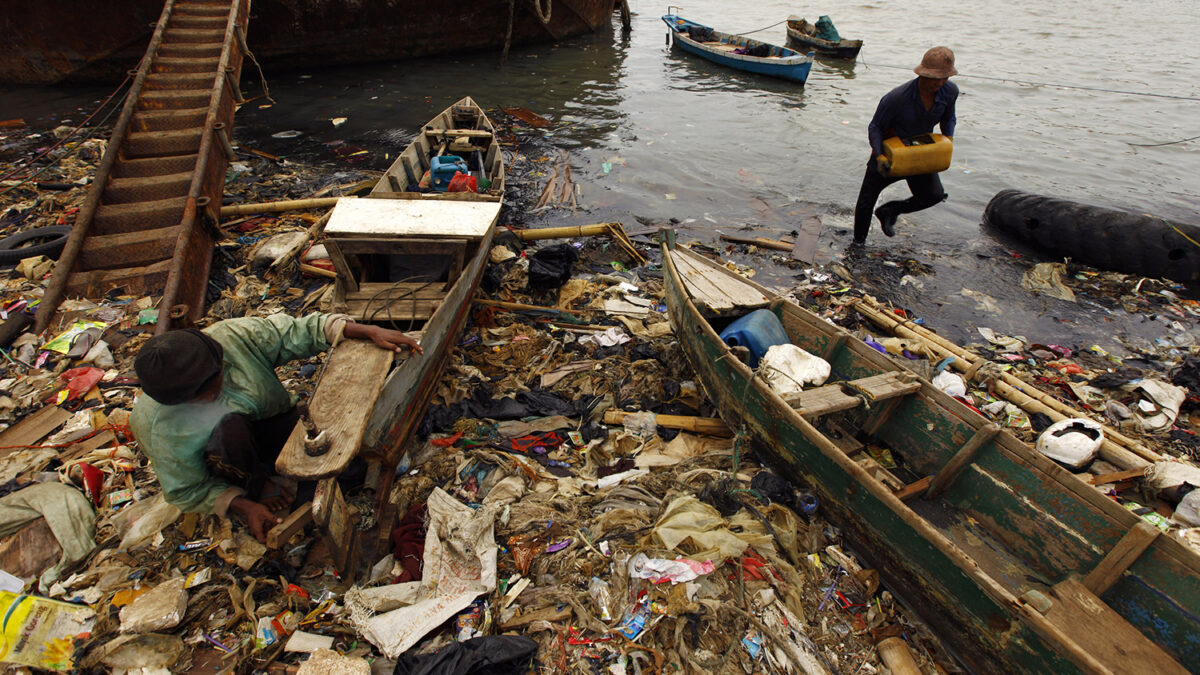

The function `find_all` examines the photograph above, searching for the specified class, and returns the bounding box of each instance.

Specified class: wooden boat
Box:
[785,16,863,60]
[1,0,613,84]
[662,12,814,84]
[661,233,1197,673]
[274,97,503,573]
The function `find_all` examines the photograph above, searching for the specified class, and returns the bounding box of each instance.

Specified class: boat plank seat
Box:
[335,281,450,323]
[1038,576,1188,675]
[275,340,397,480]
[423,128,493,139]
[785,371,921,418]
[668,248,769,314]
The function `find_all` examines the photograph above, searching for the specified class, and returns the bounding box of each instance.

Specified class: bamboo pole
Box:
[853,298,1158,470]
[719,234,794,252]
[219,196,349,217]
[603,410,732,437]
[511,224,614,240]
[474,299,585,316]
[509,223,648,267]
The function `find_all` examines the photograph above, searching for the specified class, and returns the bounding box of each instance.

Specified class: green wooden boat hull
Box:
[661,235,1200,673]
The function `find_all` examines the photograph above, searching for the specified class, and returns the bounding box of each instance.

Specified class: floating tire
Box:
[983,190,1200,282]
[0,225,71,266]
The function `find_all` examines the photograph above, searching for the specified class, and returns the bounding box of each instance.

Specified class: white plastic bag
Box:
[118,495,182,550]
[1035,418,1103,469]
[932,370,967,398]
[1145,461,1200,492]
[759,344,830,398]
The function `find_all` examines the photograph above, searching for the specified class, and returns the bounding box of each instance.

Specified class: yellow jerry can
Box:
[882,133,953,177]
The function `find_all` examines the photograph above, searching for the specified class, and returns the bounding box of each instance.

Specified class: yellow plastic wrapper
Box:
[0,591,96,671]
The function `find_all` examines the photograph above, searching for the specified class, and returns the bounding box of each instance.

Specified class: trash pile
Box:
[768,257,1200,541]
[2,110,1200,673]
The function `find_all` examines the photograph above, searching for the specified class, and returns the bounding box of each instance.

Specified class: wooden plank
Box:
[324,239,358,294]
[786,383,860,416]
[1088,468,1145,485]
[333,237,469,256]
[1043,577,1187,675]
[58,430,118,464]
[0,406,72,457]
[0,518,61,578]
[266,501,314,549]
[313,478,356,577]
[792,215,822,262]
[926,424,1001,499]
[276,340,396,480]
[669,249,769,313]
[424,128,493,139]
[894,476,933,501]
[324,197,501,238]
[344,282,449,323]
[847,371,922,401]
[1083,521,1161,596]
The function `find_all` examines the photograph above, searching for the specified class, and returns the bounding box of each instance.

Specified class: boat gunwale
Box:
[661,238,1187,672]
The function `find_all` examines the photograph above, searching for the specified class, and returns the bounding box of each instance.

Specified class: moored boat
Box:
[661,232,1197,673]
[274,96,504,565]
[662,11,814,83]
[785,15,863,60]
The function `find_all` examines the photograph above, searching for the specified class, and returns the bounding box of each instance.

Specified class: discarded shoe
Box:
[875,205,898,237]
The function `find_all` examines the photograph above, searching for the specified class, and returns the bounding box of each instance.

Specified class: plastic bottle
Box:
[588,577,614,621]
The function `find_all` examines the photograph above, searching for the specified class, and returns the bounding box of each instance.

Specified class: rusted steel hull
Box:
[0,0,614,84]
[36,0,249,334]
[661,234,1198,673]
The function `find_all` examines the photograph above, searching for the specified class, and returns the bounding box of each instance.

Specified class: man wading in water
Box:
[853,46,959,244]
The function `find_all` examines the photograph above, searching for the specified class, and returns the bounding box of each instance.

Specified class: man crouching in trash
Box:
[130,313,422,542]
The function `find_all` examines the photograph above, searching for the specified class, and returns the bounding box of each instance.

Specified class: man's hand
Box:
[875,154,891,176]
[230,496,281,543]
[343,322,424,355]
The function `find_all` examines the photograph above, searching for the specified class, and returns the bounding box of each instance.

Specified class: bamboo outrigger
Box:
[661,233,1196,673]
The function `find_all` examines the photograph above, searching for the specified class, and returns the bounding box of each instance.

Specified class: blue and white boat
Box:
[662,11,814,84]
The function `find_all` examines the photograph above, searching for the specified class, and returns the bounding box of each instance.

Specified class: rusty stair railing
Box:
[36,0,250,335]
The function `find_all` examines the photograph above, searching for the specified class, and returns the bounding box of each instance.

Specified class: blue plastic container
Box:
[430,155,469,192]
[719,309,790,368]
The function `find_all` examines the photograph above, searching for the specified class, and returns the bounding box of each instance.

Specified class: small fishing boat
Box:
[785,15,863,60]
[274,97,504,571]
[662,10,814,83]
[661,232,1196,673]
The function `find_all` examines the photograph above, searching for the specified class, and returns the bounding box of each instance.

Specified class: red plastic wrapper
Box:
[58,366,105,400]
[447,171,478,193]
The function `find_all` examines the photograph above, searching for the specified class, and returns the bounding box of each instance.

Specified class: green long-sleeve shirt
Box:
[130,313,333,514]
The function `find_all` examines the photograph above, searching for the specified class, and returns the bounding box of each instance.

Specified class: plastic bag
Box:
[447,171,478,193]
[759,343,830,397]
[932,370,967,398]
[1035,418,1103,469]
[118,494,182,550]
[57,366,104,401]
[588,577,613,621]
[119,577,187,633]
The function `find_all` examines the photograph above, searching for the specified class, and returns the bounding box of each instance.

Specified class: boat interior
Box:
[664,14,794,59]
[321,98,503,325]
[665,243,1197,670]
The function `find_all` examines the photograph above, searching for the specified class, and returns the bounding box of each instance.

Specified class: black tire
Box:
[0,225,72,266]
[983,190,1200,282]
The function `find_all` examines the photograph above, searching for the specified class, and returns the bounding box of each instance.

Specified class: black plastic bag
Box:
[528,244,578,291]
[393,635,537,675]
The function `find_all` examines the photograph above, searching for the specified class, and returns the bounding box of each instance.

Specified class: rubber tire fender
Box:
[0,225,72,266]
[984,189,1200,282]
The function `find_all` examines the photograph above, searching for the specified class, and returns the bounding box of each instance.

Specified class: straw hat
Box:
[914,46,957,78]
